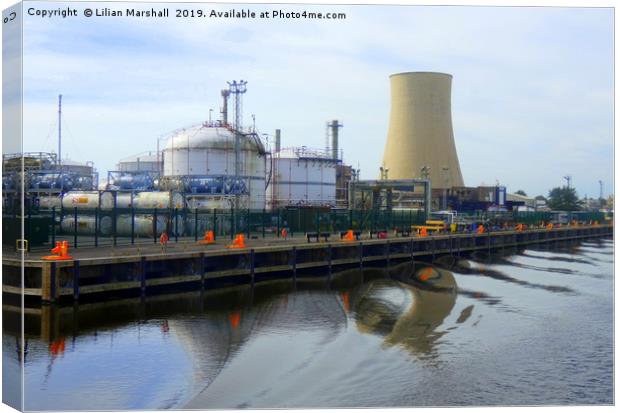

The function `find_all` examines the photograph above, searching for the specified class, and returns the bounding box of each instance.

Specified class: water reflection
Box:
[3,239,613,409]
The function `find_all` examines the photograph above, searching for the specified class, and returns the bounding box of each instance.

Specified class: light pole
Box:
[442,166,450,210]
[209,108,213,124]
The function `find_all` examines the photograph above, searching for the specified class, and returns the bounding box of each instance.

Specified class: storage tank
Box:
[117,151,161,172]
[61,191,114,210]
[266,147,337,209]
[114,192,134,209]
[60,215,113,236]
[162,125,266,209]
[115,214,169,238]
[186,195,234,210]
[132,191,185,209]
[37,195,62,210]
[381,72,464,189]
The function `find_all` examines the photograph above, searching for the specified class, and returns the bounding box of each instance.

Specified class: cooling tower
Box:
[381,72,464,189]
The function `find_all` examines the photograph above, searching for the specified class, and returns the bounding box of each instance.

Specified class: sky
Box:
[3,1,615,199]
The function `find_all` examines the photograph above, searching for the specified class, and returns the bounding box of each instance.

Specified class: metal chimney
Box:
[381,72,464,189]
[220,89,230,126]
[275,129,281,152]
[330,120,342,160]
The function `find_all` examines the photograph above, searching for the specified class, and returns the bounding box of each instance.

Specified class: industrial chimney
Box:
[220,89,230,126]
[330,120,342,160]
[275,129,281,152]
[381,72,464,189]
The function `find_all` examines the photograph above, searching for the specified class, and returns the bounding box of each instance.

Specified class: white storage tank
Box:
[185,195,236,210]
[38,195,62,210]
[61,191,114,210]
[162,125,266,210]
[117,151,161,172]
[111,191,184,209]
[116,214,169,238]
[60,215,113,236]
[266,147,338,209]
[132,191,185,209]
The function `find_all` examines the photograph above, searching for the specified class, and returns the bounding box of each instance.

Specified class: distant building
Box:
[506,193,536,211]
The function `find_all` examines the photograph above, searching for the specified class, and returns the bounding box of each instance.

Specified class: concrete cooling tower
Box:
[381,72,464,189]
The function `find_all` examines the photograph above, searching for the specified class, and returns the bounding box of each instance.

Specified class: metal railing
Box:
[2,205,610,252]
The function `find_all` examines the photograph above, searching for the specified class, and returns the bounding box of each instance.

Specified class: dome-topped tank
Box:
[162,125,266,209]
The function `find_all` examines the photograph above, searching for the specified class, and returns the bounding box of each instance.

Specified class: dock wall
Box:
[2,225,613,303]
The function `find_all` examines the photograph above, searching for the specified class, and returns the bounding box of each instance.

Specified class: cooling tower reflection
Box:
[340,262,457,358]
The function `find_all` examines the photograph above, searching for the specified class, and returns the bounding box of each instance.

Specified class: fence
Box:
[4,204,609,251]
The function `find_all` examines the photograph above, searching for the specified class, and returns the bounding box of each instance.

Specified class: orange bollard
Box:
[226,234,247,249]
[51,241,62,255]
[198,230,216,245]
[42,240,73,261]
[159,232,169,252]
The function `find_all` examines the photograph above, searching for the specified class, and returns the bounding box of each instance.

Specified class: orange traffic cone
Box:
[198,230,216,245]
[477,225,485,234]
[343,229,354,242]
[281,228,288,240]
[419,227,428,237]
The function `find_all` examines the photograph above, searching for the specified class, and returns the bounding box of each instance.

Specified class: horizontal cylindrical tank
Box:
[30,173,63,190]
[115,192,134,209]
[185,195,240,210]
[37,195,62,210]
[184,214,232,236]
[62,191,114,210]
[115,214,177,238]
[131,191,185,209]
[60,215,112,236]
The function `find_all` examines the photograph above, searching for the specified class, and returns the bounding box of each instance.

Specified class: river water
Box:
[3,238,613,410]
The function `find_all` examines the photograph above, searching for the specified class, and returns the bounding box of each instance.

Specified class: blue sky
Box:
[10,2,615,198]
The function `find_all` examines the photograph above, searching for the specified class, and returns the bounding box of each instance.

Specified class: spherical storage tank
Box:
[162,125,266,210]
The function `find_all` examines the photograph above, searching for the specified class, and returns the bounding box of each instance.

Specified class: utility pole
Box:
[599,180,603,201]
[58,94,62,165]
[442,166,450,210]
